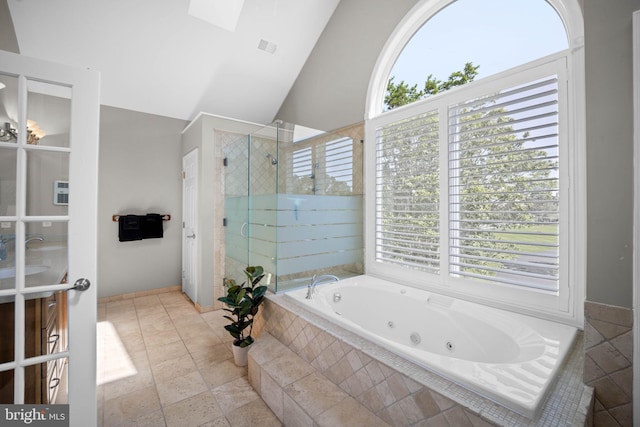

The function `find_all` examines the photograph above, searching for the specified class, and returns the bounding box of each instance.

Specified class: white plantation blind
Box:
[375,110,440,273]
[315,137,353,194]
[292,146,313,177]
[290,137,354,195]
[373,72,561,293]
[448,76,560,291]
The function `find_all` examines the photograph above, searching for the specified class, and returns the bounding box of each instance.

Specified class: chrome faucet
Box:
[25,236,44,248]
[306,274,339,299]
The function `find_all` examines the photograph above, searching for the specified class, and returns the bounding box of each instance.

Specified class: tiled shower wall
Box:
[583,301,633,426]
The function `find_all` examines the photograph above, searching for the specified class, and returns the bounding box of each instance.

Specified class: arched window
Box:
[365,0,585,325]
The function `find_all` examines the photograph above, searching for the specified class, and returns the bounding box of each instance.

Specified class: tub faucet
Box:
[306,274,339,299]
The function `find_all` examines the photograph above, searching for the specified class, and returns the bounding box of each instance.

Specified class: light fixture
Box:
[0,121,46,144]
[0,82,5,90]
[26,120,46,144]
[188,0,245,32]
[0,123,17,142]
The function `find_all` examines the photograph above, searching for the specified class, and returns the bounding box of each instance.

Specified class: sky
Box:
[389,0,568,87]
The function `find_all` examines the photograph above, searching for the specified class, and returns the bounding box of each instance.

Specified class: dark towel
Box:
[142,213,164,239]
[118,215,143,242]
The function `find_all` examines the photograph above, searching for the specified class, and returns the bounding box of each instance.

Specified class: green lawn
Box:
[496,224,558,252]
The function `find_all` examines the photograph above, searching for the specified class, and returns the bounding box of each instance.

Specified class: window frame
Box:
[364,0,585,326]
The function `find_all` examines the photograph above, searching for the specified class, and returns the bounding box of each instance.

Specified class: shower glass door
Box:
[224,135,250,285]
[223,120,365,293]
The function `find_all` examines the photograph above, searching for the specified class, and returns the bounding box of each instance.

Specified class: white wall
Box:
[97,106,187,298]
[275,0,419,131]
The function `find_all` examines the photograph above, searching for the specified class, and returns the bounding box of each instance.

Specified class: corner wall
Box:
[97,106,187,298]
[583,1,637,424]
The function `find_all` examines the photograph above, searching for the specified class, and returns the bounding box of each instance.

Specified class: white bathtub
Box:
[285,275,577,419]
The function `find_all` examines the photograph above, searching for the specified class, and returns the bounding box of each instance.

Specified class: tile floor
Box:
[97,291,282,427]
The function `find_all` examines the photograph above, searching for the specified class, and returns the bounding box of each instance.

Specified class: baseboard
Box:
[98,285,182,304]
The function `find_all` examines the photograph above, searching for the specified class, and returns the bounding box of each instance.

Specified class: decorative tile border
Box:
[584,301,633,426]
[258,294,593,427]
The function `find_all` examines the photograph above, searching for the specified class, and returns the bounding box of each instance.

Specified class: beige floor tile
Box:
[212,377,261,415]
[103,385,161,425]
[136,409,166,427]
[192,342,233,367]
[146,339,189,365]
[102,365,154,402]
[183,332,224,354]
[163,391,223,427]
[156,370,209,406]
[133,294,162,308]
[200,417,232,427]
[100,292,287,427]
[138,313,173,330]
[200,358,248,389]
[314,397,390,427]
[143,328,182,347]
[226,399,282,427]
[150,353,198,383]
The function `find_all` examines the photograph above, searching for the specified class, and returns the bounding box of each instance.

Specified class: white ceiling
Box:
[7,0,340,124]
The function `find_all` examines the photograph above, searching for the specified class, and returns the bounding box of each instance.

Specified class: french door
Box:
[0,50,100,425]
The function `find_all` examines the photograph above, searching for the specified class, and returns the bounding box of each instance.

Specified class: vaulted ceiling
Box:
[7,0,340,124]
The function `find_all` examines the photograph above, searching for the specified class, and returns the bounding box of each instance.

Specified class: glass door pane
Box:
[224,135,250,282]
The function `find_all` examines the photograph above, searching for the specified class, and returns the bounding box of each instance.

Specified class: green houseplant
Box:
[218,266,267,365]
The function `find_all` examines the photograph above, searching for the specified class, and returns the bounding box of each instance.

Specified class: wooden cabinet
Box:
[0,291,68,404]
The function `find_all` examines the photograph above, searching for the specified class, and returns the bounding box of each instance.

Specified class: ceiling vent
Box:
[258,39,277,54]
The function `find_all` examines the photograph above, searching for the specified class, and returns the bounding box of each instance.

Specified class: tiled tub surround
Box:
[583,301,633,426]
[256,293,593,426]
[286,275,577,419]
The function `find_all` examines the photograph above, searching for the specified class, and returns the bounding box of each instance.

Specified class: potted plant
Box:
[218,265,268,366]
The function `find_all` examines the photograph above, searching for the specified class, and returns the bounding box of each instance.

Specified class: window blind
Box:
[315,136,353,194]
[375,110,440,273]
[448,76,560,291]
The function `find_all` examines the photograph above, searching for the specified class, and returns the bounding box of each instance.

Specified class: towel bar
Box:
[112,214,171,222]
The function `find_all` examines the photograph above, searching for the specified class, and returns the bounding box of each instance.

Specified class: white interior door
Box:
[182,149,198,302]
[0,50,99,426]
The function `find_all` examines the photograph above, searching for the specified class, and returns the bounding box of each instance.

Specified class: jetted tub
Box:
[285,275,577,419]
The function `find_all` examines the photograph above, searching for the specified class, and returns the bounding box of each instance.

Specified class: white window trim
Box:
[364,0,585,327]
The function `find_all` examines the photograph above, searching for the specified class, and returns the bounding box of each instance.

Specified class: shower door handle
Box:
[240,222,248,238]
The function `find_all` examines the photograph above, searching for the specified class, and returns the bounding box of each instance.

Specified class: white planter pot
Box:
[232,342,252,366]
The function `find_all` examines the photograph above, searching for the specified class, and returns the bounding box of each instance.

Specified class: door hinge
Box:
[182,170,186,179]
[223,218,227,227]
[223,157,228,167]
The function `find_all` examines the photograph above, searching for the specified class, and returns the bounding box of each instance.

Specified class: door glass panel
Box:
[0,147,17,214]
[0,222,16,290]
[0,296,15,364]
[24,358,67,404]
[25,221,68,288]
[26,150,69,216]
[27,80,71,148]
[0,369,13,403]
[0,74,19,144]
[25,293,67,358]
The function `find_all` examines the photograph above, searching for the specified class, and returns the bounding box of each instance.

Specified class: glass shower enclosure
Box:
[224,121,364,293]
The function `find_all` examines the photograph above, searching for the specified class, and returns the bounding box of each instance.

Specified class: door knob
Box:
[68,278,90,292]
[186,233,196,239]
